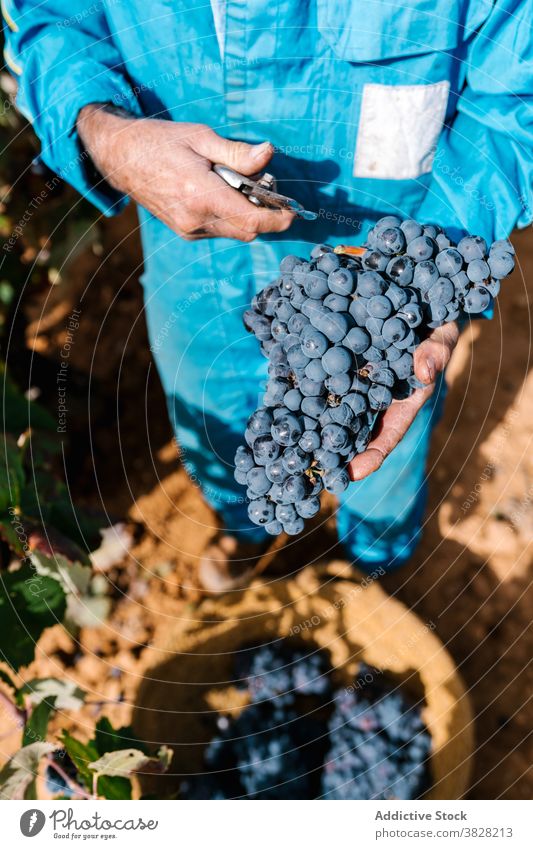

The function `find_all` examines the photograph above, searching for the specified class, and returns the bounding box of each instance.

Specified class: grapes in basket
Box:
[181,641,431,799]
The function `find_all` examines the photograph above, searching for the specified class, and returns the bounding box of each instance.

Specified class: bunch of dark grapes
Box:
[235,217,515,536]
[182,697,327,800]
[182,643,432,800]
[321,665,431,800]
[234,640,331,703]
[183,643,331,799]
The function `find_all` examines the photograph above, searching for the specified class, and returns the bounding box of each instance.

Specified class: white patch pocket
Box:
[353,81,450,181]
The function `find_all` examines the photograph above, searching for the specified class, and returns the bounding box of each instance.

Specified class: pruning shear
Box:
[213,163,318,220]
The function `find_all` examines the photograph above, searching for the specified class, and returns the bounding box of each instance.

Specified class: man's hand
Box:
[77,104,295,241]
[348,321,459,481]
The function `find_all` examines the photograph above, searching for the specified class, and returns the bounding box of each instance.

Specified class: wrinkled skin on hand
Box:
[77,106,295,242]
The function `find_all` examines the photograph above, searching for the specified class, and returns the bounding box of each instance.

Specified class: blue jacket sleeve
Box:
[2,0,143,215]
[416,0,533,243]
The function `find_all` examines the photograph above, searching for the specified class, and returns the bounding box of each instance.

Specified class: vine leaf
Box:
[0,435,25,513]
[0,562,66,671]
[88,746,173,779]
[0,515,29,557]
[61,731,132,800]
[29,551,91,598]
[28,550,101,628]
[0,741,56,799]
[22,678,85,712]
[1,363,56,434]
[94,717,148,755]
[22,696,56,749]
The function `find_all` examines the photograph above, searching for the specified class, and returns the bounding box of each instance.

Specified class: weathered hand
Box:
[77,105,295,242]
[348,321,459,481]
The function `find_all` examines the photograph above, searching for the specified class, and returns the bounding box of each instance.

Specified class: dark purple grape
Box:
[236,228,514,539]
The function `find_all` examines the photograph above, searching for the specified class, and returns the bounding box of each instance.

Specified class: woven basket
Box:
[133,562,474,799]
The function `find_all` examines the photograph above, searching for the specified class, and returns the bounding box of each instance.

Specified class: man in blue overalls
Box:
[5,1,532,590]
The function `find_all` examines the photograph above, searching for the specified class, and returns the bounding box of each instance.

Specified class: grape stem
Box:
[305,464,323,481]
[333,245,366,256]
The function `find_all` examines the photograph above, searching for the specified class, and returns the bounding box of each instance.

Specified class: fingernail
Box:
[252,141,272,160]
[425,357,436,383]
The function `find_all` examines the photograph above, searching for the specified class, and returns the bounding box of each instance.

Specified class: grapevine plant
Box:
[0,66,172,801]
[0,672,172,799]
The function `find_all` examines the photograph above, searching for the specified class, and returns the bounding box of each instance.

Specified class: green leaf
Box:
[0,513,90,564]
[1,364,56,434]
[21,428,62,464]
[61,731,131,800]
[22,696,56,748]
[19,470,101,557]
[22,678,85,712]
[29,550,91,598]
[0,562,67,670]
[0,514,29,557]
[0,280,14,308]
[94,718,148,756]
[0,435,25,513]
[60,731,98,788]
[88,746,173,779]
[24,520,90,565]
[0,665,24,707]
[0,741,55,799]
